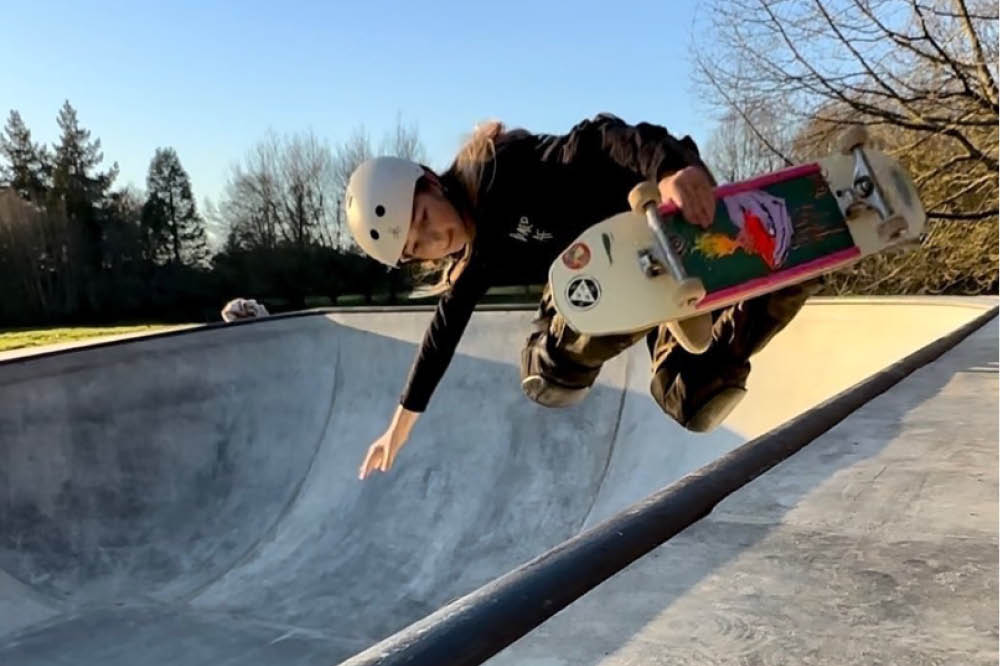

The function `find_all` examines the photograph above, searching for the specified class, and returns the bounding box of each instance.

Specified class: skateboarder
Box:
[350,114,817,480]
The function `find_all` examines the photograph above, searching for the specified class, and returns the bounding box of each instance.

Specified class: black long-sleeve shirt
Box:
[399,113,709,412]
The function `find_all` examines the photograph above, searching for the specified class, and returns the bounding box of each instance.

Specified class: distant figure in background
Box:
[220,298,270,323]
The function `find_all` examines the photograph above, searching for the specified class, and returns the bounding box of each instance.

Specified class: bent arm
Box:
[538,113,716,186]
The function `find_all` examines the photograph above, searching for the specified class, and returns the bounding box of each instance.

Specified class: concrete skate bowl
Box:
[0,298,993,664]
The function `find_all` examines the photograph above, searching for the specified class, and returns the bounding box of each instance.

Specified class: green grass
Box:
[0,324,196,353]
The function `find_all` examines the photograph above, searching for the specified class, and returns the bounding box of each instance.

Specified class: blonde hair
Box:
[408,120,505,299]
[453,119,504,205]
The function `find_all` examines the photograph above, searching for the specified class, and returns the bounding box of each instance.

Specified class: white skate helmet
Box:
[345,156,425,267]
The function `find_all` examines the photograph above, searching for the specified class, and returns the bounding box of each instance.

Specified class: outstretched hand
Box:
[359,428,407,479]
[658,166,716,229]
[359,406,420,480]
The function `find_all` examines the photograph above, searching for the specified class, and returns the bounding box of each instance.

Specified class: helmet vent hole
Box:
[375,205,386,217]
[370,230,380,240]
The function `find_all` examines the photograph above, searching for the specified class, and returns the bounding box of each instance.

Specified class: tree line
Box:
[0,104,427,327]
[2,1,996,328]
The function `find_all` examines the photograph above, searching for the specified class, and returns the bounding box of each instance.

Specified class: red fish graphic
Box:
[740,209,779,269]
[696,190,792,270]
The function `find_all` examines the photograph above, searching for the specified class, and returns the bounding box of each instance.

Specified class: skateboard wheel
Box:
[839,125,870,155]
[878,217,908,243]
[628,181,662,214]
[674,278,706,308]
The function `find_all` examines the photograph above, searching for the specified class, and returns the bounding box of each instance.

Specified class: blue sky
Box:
[4,0,722,207]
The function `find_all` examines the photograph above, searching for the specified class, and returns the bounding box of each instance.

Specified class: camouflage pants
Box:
[520,279,820,429]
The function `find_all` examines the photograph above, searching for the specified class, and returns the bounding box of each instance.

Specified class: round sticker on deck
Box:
[566,276,601,310]
[562,242,591,270]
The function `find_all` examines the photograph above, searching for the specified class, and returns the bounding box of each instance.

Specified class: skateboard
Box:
[548,126,927,353]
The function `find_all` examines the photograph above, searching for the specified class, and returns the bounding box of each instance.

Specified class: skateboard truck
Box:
[835,128,908,244]
[628,182,706,309]
[637,248,663,277]
[628,183,712,355]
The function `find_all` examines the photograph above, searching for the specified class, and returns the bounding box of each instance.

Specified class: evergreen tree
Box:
[142,147,209,266]
[50,100,117,203]
[50,102,118,268]
[47,100,119,314]
[0,110,50,200]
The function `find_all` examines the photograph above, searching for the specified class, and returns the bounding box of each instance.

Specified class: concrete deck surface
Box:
[491,311,998,665]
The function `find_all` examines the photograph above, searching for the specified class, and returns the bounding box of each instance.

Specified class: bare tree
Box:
[275,131,337,250]
[219,136,279,251]
[693,0,998,223]
[218,116,427,253]
[379,112,427,163]
[0,189,72,319]
[200,196,225,253]
[704,105,797,183]
[219,131,338,252]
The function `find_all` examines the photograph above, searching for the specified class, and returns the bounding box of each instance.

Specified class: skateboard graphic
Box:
[549,127,927,353]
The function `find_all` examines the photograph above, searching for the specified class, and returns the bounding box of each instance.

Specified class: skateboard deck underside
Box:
[551,163,861,336]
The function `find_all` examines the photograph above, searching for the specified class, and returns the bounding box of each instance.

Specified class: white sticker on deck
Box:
[567,277,601,309]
